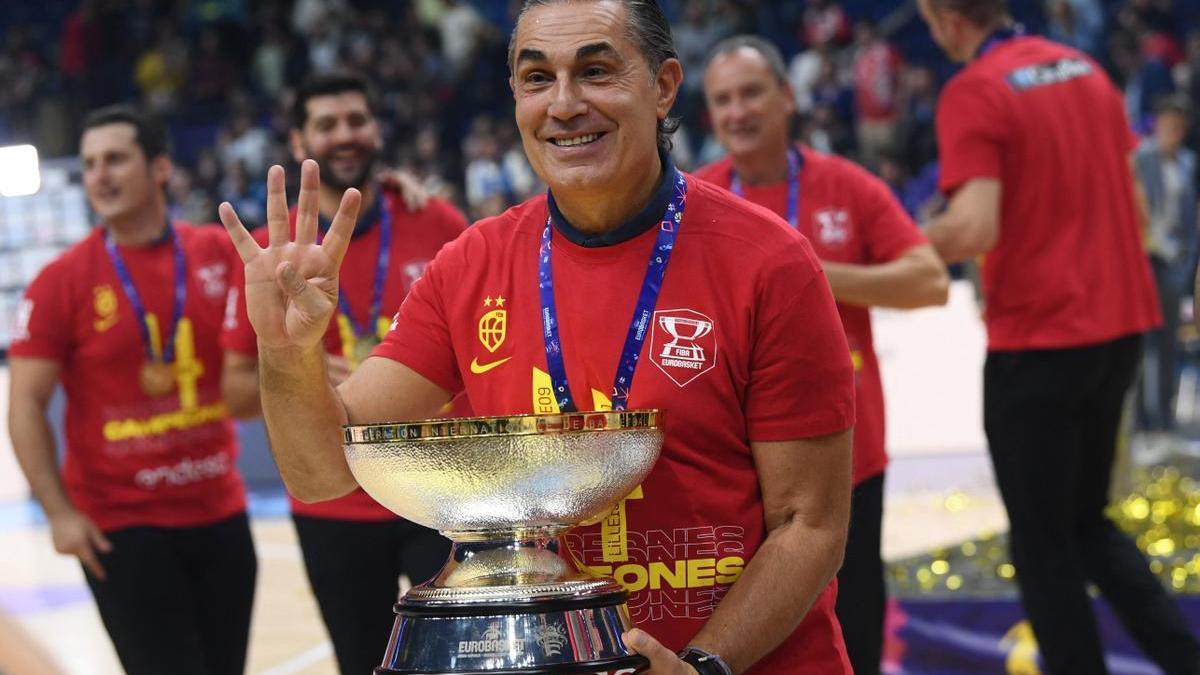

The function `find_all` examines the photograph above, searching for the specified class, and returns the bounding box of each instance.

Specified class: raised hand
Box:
[219,160,361,350]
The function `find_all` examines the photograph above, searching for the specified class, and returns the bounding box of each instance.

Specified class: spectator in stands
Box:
[1045,0,1105,58]
[1135,94,1198,435]
[852,19,903,169]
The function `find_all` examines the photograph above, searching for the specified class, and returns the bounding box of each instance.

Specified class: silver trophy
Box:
[343,410,664,674]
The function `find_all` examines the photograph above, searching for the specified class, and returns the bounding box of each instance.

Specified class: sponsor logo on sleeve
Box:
[223,287,239,331]
[1006,57,1092,91]
[12,298,33,342]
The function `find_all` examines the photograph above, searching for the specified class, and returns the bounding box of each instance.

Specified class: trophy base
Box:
[376,589,647,674]
[375,654,647,674]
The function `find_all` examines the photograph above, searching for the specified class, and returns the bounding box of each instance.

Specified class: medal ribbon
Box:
[730,146,802,227]
[538,169,687,412]
[104,224,186,363]
[333,193,392,342]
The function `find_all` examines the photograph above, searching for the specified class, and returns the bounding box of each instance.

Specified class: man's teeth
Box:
[553,133,600,147]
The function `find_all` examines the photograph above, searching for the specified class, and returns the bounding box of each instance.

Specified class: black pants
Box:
[985,334,1200,674]
[835,472,885,675]
[1138,256,1183,431]
[85,512,257,675]
[292,515,452,675]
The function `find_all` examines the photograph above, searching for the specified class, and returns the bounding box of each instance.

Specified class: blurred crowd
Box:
[7,1,1200,431]
[0,1,1199,222]
[0,0,953,225]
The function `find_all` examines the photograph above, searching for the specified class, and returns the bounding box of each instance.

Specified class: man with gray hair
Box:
[220,0,858,672]
[696,34,948,675]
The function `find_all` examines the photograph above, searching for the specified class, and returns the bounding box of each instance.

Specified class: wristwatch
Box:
[678,646,734,675]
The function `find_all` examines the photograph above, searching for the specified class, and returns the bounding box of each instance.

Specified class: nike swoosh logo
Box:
[470,356,512,374]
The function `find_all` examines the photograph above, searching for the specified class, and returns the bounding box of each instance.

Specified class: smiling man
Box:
[695,35,948,675]
[220,72,468,675]
[7,105,255,675]
[219,1,856,673]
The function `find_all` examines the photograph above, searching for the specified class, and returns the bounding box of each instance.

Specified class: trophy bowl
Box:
[343,410,662,534]
[343,410,663,675]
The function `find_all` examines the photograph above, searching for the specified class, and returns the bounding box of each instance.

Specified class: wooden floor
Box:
[0,456,1009,675]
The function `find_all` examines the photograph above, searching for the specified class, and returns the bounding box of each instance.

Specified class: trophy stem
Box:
[407,528,619,604]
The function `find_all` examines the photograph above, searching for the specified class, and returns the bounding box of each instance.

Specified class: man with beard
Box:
[221,73,468,675]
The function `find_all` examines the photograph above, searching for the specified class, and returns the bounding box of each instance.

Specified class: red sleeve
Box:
[936,76,1009,195]
[374,235,465,395]
[219,230,264,356]
[9,259,72,361]
[745,237,855,441]
[855,167,929,263]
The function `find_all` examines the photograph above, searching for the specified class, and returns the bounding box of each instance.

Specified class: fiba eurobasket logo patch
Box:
[650,308,717,387]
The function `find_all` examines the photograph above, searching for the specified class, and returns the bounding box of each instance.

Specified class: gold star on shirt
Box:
[484,296,493,307]
[495,296,506,308]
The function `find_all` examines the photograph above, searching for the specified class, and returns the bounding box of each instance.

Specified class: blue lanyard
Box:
[538,169,687,412]
[730,147,802,227]
[976,27,1020,60]
[104,224,186,362]
[332,194,392,340]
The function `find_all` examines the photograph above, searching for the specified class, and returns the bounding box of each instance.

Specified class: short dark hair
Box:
[290,72,377,130]
[706,35,788,85]
[509,0,681,153]
[1156,93,1192,118]
[927,0,1009,28]
[82,104,170,159]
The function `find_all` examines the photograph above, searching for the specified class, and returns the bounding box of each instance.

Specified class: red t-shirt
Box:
[10,224,246,532]
[376,175,855,673]
[222,191,468,521]
[936,35,1160,350]
[695,146,926,486]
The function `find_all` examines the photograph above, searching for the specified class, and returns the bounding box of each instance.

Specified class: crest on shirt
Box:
[403,259,430,288]
[813,208,851,249]
[93,284,119,333]
[196,262,228,300]
[478,296,507,353]
[649,308,718,388]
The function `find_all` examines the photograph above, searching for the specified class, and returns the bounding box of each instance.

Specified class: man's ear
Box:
[655,58,685,121]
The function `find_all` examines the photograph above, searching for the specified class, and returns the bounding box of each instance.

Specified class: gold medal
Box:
[353,336,381,367]
[139,361,177,397]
